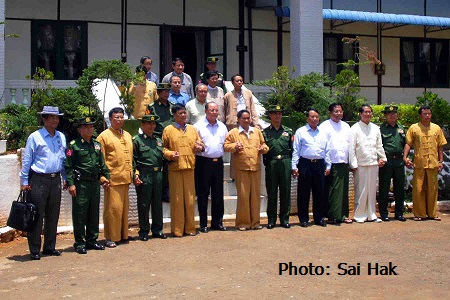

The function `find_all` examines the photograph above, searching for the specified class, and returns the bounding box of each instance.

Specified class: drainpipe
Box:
[377,0,382,105]
[238,0,245,78]
[121,0,127,63]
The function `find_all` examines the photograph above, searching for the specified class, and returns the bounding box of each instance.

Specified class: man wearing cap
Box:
[65,117,110,254]
[20,106,68,260]
[162,58,195,98]
[378,105,407,222]
[133,114,167,241]
[199,57,226,92]
[97,107,133,247]
[404,105,447,221]
[186,83,209,124]
[206,71,226,123]
[148,82,174,203]
[262,105,293,229]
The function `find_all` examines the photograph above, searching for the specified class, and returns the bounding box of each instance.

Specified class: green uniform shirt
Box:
[380,122,406,155]
[65,137,110,186]
[132,133,164,176]
[262,124,293,163]
[148,100,174,135]
[199,72,226,92]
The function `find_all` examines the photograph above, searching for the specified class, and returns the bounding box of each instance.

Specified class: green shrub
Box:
[372,103,419,128]
[334,69,366,122]
[0,104,38,150]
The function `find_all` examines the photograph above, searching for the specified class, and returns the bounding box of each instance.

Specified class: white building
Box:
[0,0,449,106]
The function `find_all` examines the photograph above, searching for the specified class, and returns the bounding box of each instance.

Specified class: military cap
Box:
[157,83,171,90]
[75,117,95,127]
[141,114,160,122]
[383,105,398,114]
[267,104,283,113]
[206,56,219,63]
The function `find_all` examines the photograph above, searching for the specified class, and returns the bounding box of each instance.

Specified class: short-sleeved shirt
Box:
[406,122,447,169]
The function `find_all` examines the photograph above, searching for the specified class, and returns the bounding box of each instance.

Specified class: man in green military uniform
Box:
[66,117,111,254]
[133,114,168,241]
[379,105,407,222]
[199,56,226,92]
[262,105,293,229]
[148,82,174,202]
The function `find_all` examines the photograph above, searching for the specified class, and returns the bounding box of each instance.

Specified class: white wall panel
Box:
[128,0,183,26]
[6,0,57,19]
[185,0,238,27]
[5,20,30,80]
[88,23,121,62]
[60,0,120,22]
[126,25,160,76]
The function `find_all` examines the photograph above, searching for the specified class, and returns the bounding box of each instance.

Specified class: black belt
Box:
[300,157,324,163]
[30,170,60,178]
[197,156,222,163]
[268,154,290,161]
[79,175,98,182]
[386,153,403,159]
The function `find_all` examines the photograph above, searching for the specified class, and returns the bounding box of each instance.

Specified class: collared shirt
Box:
[236,92,246,112]
[206,86,225,123]
[20,127,67,185]
[162,72,194,98]
[173,122,187,131]
[145,71,159,85]
[169,90,190,106]
[194,118,228,158]
[380,122,406,154]
[238,125,255,139]
[349,121,387,168]
[291,124,328,169]
[319,119,351,168]
[185,98,209,124]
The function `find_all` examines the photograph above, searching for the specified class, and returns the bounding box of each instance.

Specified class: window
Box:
[401,39,449,87]
[31,20,87,80]
[324,34,359,79]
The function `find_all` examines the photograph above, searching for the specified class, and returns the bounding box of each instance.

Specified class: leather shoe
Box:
[317,220,327,227]
[200,227,209,233]
[86,243,105,250]
[153,233,168,239]
[42,250,62,256]
[30,253,40,260]
[381,217,390,222]
[395,215,406,222]
[76,246,87,255]
[211,225,227,231]
[139,236,149,241]
[282,224,291,229]
[267,224,275,229]
[299,222,308,228]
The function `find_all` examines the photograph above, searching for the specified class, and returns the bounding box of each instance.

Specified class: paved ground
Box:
[0,213,449,300]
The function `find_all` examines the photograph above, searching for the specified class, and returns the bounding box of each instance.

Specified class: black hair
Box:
[359,104,372,113]
[305,108,319,117]
[418,105,432,114]
[206,70,219,80]
[328,103,343,112]
[140,56,151,65]
[135,65,147,74]
[109,107,125,118]
[171,104,186,114]
[172,58,184,65]
[205,101,218,111]
[237,109,250,119]
[231,74,243,82]
[170,75,181,83]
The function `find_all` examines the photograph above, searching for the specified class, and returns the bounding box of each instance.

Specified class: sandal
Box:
[105,240,117,248]
[428,216,441,221]
[413,217,423,221]
[344,218,353,224]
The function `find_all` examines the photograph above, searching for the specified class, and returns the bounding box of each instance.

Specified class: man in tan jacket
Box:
[224,109,268,230]
[97,107,133,247]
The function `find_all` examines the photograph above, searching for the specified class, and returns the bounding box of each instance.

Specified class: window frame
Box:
[31,20,88,80]
[323,33,359,80]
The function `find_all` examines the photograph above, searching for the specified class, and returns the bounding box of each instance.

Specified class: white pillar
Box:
[290,0,323,77]
[0,0,5,108]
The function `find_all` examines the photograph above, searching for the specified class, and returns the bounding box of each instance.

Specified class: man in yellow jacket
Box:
[162,104,204,237]
[224,109,269,230]
[97,107,133,247]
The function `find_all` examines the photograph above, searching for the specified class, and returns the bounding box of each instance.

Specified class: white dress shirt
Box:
[291,124,328,170]
[319,119,351,169]
[349,121,387,169]
[194,118,228,158]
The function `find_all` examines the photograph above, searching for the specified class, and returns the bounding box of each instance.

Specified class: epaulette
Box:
[70,140,76,145]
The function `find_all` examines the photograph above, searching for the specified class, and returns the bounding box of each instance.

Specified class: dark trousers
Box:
[325,163,350,222]
[162,161,170,201]
[195,156,224,228]
[296,157,325,224]
[265,158,291,225]
[28,173,62,255]
[378,161,405,218]
[135,170,163,236]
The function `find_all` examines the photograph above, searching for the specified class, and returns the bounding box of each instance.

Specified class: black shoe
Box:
[317,220,327,227]
[267,224,275,229]
[42,250,62,256]
[395,215,406,222]
[30,253,40,260]
[299,222,308,228]
[282,224,291,229]
[211,225,227,231]
[153,233,168,239]
[139,236,149,241]
[76,246,87,255]
[86,243,105,250]
[381,216,390,222]
[200,227,209,233]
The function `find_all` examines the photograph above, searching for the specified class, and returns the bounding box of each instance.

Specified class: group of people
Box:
[19,56,447,261]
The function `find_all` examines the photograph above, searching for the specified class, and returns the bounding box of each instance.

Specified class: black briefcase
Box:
[6,190,39,232]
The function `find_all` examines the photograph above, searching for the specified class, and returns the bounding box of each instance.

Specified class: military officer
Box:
[199,56,226,92]
[65,117,111,254]
[148,82,174,203]
[379,106,407,222]
[262,105,293,229]
[133,114,167,241]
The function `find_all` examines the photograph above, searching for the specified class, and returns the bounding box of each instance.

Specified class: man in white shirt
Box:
[186,83,209,124]
[194,102,228,232]
[320,103,353,225]
[292,109,329,228]
[349,104,387,223]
